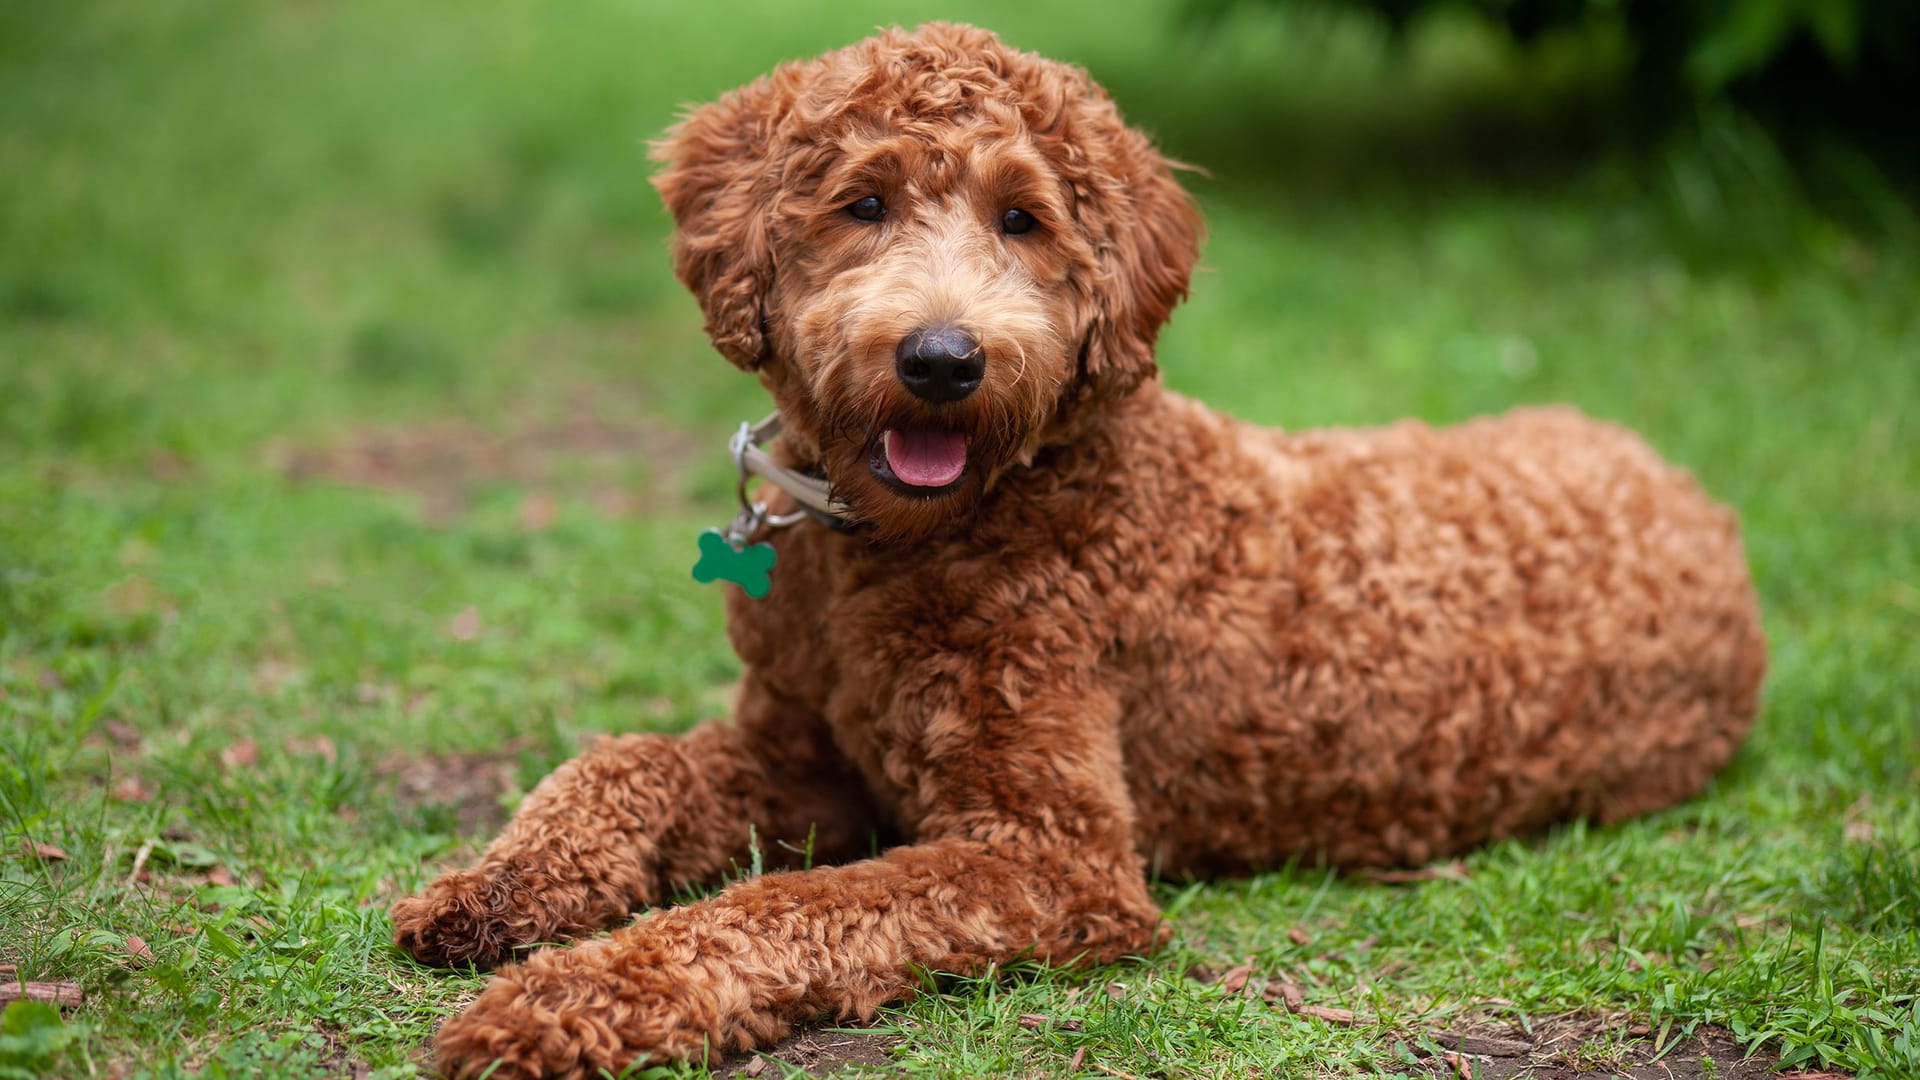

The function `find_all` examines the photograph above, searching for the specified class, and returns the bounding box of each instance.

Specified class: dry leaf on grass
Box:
[1293,1004,1360,1025]
[1286,927,1311,946]
[1067,1046,1087,1072]
[448,605,483,641]
[1,982,85,1008]
[739,1055,767,1077]
[125,935,153,965]
[1217,961,1254,996]
[1261,981,1306,1010]
[111,776,155,803]
[23,840,69,861]
[220,739,259,769]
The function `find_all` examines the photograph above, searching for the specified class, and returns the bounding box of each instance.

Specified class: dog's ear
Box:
[1073,119,1203,404]
[651,78,784,371]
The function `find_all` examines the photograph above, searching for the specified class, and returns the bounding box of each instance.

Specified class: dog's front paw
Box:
[434,942,717,1080]
[391,868,546,970]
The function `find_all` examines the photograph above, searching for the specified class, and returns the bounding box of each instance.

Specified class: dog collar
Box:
[690,413,851,598]
[727,413,850,526]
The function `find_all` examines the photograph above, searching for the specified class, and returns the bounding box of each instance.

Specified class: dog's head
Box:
[653,23,1201,540]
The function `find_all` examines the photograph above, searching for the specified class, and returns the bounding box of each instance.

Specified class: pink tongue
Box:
[884,428,968,487]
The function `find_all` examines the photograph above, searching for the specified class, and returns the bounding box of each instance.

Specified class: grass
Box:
[2,1,1917,1077]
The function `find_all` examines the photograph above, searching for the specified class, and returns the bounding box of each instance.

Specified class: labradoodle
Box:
[391,23,1766,1078]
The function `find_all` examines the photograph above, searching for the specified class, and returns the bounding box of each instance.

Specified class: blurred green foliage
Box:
[1192,0,1920,182]
[1195,0,1918,91]
[0,1001,83,1079]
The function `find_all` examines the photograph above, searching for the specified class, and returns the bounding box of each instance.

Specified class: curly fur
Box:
[391,23,1766,1078]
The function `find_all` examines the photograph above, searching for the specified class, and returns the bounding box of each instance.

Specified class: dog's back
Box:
[1085,395,1767,871]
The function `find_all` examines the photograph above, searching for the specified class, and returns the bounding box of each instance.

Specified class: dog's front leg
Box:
[430,684,1161,1079]
[391,676,877,968]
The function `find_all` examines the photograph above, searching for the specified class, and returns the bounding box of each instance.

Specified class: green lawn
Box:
[2,2,1916,1078]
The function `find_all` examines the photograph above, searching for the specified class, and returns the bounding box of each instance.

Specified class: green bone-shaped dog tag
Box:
[692,529,777,599]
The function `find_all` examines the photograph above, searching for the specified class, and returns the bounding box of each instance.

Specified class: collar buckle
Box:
[726,413,848,540]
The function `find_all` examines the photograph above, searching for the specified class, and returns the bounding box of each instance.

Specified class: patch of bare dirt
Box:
[311,1025,373,1080]
[272,394,706,524]
[1405,1014,1835,1079]
[381,746,529,838]
[713,1026,904,1078]
[1184,963,1834,1079]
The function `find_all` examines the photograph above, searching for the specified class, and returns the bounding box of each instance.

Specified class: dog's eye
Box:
[846,196,886,222]
[1001,208,1037,235]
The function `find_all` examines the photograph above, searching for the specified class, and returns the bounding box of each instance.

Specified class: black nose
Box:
[894,325,983,404]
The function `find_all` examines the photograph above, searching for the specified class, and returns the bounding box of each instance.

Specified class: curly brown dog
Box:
[391,23,1766,1078]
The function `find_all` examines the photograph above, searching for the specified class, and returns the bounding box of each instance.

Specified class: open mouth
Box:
[870,426,968,495]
